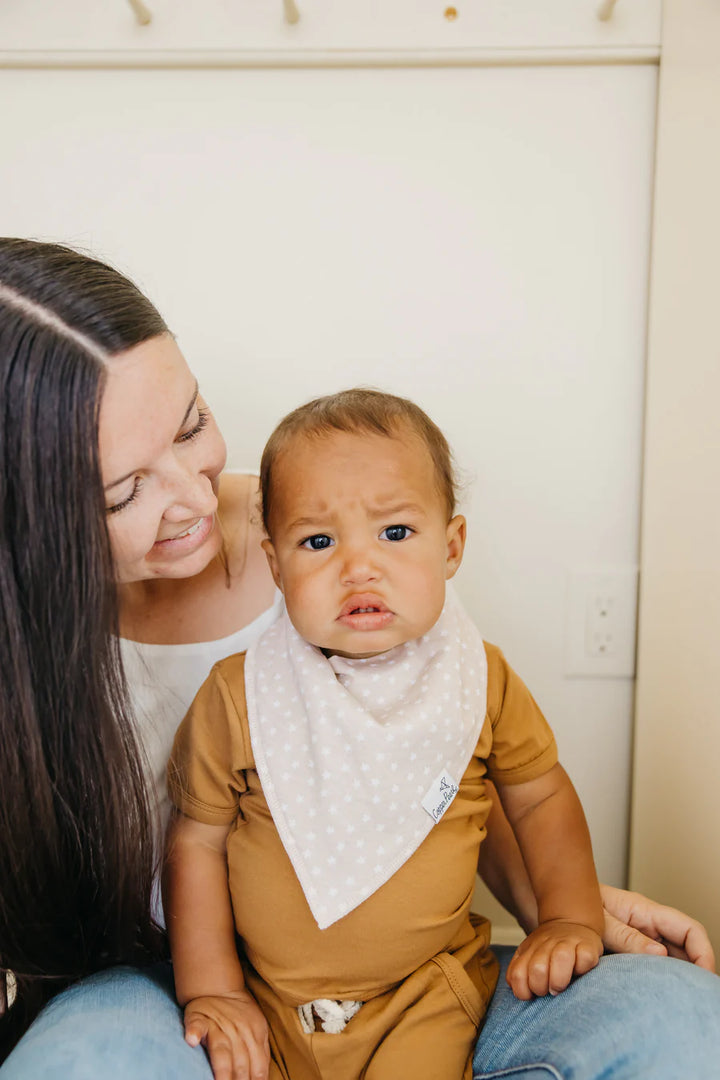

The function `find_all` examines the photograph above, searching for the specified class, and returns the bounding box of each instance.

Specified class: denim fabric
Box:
[473,946,720,1079]
[2,950,720,1079]
[0,964,212,1080]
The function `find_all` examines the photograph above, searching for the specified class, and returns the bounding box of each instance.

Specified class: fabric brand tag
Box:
[421,769,459,823]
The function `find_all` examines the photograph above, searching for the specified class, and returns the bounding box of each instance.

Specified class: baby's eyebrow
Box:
[285,515,328,532]
[284,502,428,530]
[369,501,427,518]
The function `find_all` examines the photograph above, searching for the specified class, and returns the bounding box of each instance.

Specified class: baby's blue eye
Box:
[301,534,334,550]
[381,525,412,542]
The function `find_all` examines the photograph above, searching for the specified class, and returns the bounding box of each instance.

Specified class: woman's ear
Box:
[445,515,466,579]
[261,537,283,591]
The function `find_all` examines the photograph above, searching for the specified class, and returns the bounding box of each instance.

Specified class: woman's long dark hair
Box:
[0,239,169,1059]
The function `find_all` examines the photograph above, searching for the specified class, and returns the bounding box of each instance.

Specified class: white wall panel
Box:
[1,60,657,936]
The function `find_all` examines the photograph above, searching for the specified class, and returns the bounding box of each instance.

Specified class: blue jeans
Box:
[473,946,720,1079]
[2,949,720,1079]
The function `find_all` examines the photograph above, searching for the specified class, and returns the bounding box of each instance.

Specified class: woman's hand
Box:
[600,883,716,971]
[184,990,270,1080]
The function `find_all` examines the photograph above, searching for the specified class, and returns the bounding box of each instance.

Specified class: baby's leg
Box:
[355,935,497,1080]
[243,931,497,1080]
[362,952,484,1080]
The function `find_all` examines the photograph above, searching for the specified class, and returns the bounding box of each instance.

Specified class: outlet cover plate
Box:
[564,567,639,678]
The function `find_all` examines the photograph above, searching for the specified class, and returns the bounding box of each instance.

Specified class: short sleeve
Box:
[167,651,253,825]
[483,643,558,785]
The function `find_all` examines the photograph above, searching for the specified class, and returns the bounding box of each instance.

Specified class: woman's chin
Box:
[127,516,223,582]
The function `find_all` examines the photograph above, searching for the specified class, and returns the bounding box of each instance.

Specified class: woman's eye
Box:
[301,534,334,550]
[106,477,143,515]
[380,524,412,542]
[177,406,210,444]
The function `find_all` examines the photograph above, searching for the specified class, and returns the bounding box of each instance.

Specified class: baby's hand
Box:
[506,920,603,1000]
[183,989,270,1080]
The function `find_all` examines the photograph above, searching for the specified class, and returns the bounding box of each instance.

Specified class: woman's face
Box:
[99,333,227,585]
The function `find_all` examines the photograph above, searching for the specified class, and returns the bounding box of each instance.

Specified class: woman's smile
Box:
[153,512,216,554]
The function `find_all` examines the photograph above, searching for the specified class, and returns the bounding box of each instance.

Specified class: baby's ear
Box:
[445,515,466,579]
[261,538,283,591]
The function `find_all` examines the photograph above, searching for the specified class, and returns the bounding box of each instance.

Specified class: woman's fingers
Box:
[602,911,668,957]
[600,884,716,971]
[665,924,716,971]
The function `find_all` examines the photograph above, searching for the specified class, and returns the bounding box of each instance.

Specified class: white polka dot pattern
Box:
[244,591,487,930]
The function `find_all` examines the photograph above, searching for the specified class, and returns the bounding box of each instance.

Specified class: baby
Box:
[164,388,604,1080]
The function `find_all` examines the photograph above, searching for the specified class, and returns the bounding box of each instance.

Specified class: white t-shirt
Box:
[120,591,284,832]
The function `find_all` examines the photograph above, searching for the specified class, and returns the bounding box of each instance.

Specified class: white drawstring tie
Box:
[298,998,363,1034]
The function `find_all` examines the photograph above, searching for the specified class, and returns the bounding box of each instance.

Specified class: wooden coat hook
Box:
[597,0,619,20]
[128,0,152,26]
[283,0,300,25]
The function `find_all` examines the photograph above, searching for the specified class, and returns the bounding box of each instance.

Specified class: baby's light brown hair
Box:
[260,388,458,536]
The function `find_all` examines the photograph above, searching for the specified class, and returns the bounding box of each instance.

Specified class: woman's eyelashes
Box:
[105,408,211,515]
[106,477,144,515]
[177,406,210,443]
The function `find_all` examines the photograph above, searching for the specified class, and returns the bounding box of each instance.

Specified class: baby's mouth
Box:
[337,596,394,630]
[339,595,389,618]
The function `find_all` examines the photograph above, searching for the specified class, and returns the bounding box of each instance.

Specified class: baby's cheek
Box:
[281,584,313,635]
[413,574,446,626]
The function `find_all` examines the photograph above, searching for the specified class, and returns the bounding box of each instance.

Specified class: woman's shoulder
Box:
[218,470,260,517]
[218,472,264,577]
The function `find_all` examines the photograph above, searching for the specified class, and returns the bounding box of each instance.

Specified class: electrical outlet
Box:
[586,591,615,656]
[565,568,639,677]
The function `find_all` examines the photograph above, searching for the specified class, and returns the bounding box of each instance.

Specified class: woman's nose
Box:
[162,467,217,523]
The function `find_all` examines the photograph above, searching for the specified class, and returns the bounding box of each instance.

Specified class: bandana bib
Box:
[244,591,487,929]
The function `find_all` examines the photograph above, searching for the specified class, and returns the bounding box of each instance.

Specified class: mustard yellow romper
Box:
[167,643,558,1080]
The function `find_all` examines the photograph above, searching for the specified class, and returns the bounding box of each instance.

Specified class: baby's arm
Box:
[478,782,715,969]
[163,812,270,1080]
[476,780,538,934]
[495,762,604,999]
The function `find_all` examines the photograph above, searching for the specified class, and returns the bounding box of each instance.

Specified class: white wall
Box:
[1,59,657,937]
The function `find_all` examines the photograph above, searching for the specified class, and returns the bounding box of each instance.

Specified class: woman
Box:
[0,238,717,1080]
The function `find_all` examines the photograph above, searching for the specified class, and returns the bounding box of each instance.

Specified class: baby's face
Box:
[262,428,465,658]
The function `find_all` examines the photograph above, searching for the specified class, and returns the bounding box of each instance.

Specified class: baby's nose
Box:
[340,546,380,584]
